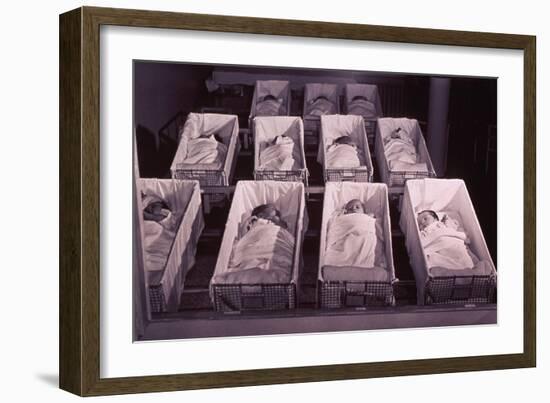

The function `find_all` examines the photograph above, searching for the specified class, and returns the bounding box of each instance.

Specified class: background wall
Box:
[0,0,545,401]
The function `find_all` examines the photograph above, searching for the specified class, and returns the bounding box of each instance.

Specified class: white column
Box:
[427,77,451,177]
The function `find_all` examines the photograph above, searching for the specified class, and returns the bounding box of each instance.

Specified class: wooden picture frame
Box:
[59,6,536,396]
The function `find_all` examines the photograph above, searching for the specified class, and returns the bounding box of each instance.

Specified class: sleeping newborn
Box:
[347,95,377,118]
[326,135,364,168]
[383,127,427,172]
[417,209,476,270]
[141,194,179,271]
[183,132,228,168]
[307,95,336,116]
[324,199,384,269]
[259,135,298,171]
[256,94,287,116]
[223,203,294,284]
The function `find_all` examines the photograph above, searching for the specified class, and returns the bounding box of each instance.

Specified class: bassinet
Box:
[302,83,340,137]
[375,117,436,194]
[400,179,497,305]
[170,113,240,188]
[344,83,384,145]
[319,114,373,182]
[253,116,308,185]
[139,178,204,313]
[249,80,291,122]
[318,182,396,308]
[210,181,307,312]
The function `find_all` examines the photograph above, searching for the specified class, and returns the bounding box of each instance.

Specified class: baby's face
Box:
[257,206,281,224]
[335,136,356,147]
[417,211,437,230]
[344,200,365,215]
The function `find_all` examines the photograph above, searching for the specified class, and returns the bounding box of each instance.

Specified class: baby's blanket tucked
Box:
[183,136,228,168]
[222,220,295,283]
[385,137,428,172]
[259,136,298,171]
[347,99,377,118]
[143,212,180,273]
[420,222,476,270]
[256,99,286,116]
[326,144,364,168]
[307,98,337,116]
[324,213,385,269]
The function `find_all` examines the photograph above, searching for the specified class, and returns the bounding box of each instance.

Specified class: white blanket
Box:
[326,143,364,168]
[227,220,295,282]
[324,213,385,269]
[420,221,476,270]
[256,99,286,116]
[259,136,298,170]
[307,98,337,116]
[385,137,428,172]
[183,136,228,168]
[143,212,180,272]
[347,99,377,118]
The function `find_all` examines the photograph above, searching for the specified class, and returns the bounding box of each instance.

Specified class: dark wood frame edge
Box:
[59,6,536,397]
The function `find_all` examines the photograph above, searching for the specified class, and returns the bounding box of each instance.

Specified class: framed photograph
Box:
[59,6,536,396]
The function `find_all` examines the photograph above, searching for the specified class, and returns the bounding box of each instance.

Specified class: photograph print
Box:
[133,60,497,341]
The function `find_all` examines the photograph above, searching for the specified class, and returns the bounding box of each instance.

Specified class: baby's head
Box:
[262,94,278,102]
[344,199,365,215]
[417,209,439,230]
[143,196,169,222]
[199,132,223,143]
[252,203,285,227]
[351,95,368,102]
[334,136,356,148]
[390,127,403,139]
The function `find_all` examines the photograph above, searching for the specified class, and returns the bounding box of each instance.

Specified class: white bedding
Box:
[319,182,395,284]
[420,220,476,270]
[324,213,386,269]
[325,143,365,168]
[182,136,228,168]
[307,98,337,116]
[211,181,306,289]
[384,131,428,172]
[259,135,298,170]
[347,98,377,118]
[142,212,180,272]
[223,219,295,283]
[256,98,287,116]
[400,179,497,304]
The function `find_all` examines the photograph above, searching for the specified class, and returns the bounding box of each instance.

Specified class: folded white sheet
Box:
[143,211,180,272]
[182,135,228,168]
[347,99,377,118]
[326,143,364,168]
[324,213,385,269]
[259,135,298,170]
[307,98,337,116]
[256,98,287,116]
[224,220,295,283]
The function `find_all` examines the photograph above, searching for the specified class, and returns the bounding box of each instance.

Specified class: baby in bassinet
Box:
[384,127,427,172]
[326,135,364,168]
[182,131,228,168]
[324,199,384,269]
[307,95,336,116]
[141,194,180,271]
[348,95,377,118]
[417,209,479,271]
[256,94,286,116]
[220,204,293,284]
[259,135,298,171]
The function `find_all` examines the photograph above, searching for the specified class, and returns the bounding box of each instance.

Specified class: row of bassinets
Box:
[140,178,497,314]
[169,112,437,189]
